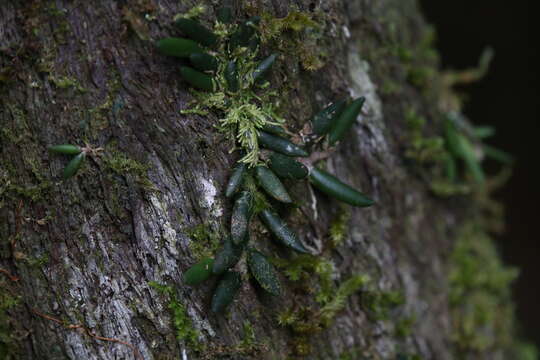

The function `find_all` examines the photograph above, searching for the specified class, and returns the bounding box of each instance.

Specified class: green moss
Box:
[180,54,285,166]
[148,282,203,352]
[0,288,21,358]
[49,76,86,93]
[405,107,446,164]
[102,146,154,189]
[360,289,405,321]
[319,274,370,325]
[397,27,439,91]
[25,254,49,268]
[395,315,415,338]
[272,254,334,304]
[259,10,325,71]
[448,222,530,357]
[275,273,369,357]
[329,206,351,248]
[186,224,221,260]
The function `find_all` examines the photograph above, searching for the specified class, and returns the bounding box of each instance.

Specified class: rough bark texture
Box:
[0,1,519,360]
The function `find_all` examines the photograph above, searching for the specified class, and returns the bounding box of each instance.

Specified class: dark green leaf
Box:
[252,54,277,83]
[312,100,347,136]
[328,97,365,145]
[183,258,214,285]
[231,191,252,245]
[213,236,245,275]
[211,271,242,313]
[247,249,281,296]
[224,61,239,92]
[268,152,308,180]
[225,163,246,198]
[49,144,82,155]
[309,167,374,207]
[189,53,218,72]
[179,66,215,91]
[174,18,217,47]
[255,166,292,203]
[156,37,202,58]
[217,7,233,24]
[259,209,308,253]
[63,152,85,179]
[258,131,308,157]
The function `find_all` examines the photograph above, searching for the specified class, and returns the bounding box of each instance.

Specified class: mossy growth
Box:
[275,273,368,356]
[101,144,155,190]
[448,221,536,357]
[179,16,285,167]
[49,75,86,93]
[360,289,405,321]
[404,107,446,165]
[272,254,334,304]
[179,7,323,166]
[277,270,369,333]
[148,282,203,352]
[0,286,21,358]
[186,224,221,261]
[257,9,326,71]
[394,26,439,91]
[329,206,351,248]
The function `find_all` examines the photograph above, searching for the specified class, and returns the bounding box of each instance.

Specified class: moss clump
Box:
[258,10,325,70]
[449,222,526,357]
[395,315,416,338]
[272,254,334,304]
[0,287,21,358]
[360,289,405,321]
[404,107,446,165]
[186,224,221,261]
[49,76,86,93]
[329,206,351,248]
[148,282,203,352]
[277,273,369,355]
[102,147,154,189]
[180,57,284,166]
[395,27,439,91]
[318,275,370,325]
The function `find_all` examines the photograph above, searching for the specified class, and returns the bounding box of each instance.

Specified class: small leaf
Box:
[225,163,246,198]
[231,191,252,245]
[156,37,202,58]
[247,249,281,296]
[474,126,496,139]
[211,271,242,313]
[258,131,308,157]
[216,7,232,24]
[312,100,347,136]
[229,16,260,49]
[213,236,245,275]
[328,97,365,145]
[183,257,214,285]
[482,144,514,165]
[179,66,215,91]
[224,61,239,92]
[255,166,292,203]
[189,53,218,72]
[174,18,217,47]
[268,152,308,180]
[49,144,82,155]
[259,209,309,253]
[309,167,374,207]
[252,54,277,83]
[63,152,86,179]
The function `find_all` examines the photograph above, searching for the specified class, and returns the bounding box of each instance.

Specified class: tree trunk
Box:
[0,1,521,359]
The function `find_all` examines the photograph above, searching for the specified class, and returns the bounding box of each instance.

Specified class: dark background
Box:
[419,0,539,348]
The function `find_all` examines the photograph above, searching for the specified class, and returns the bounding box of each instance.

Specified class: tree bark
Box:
[0,1,518,359]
